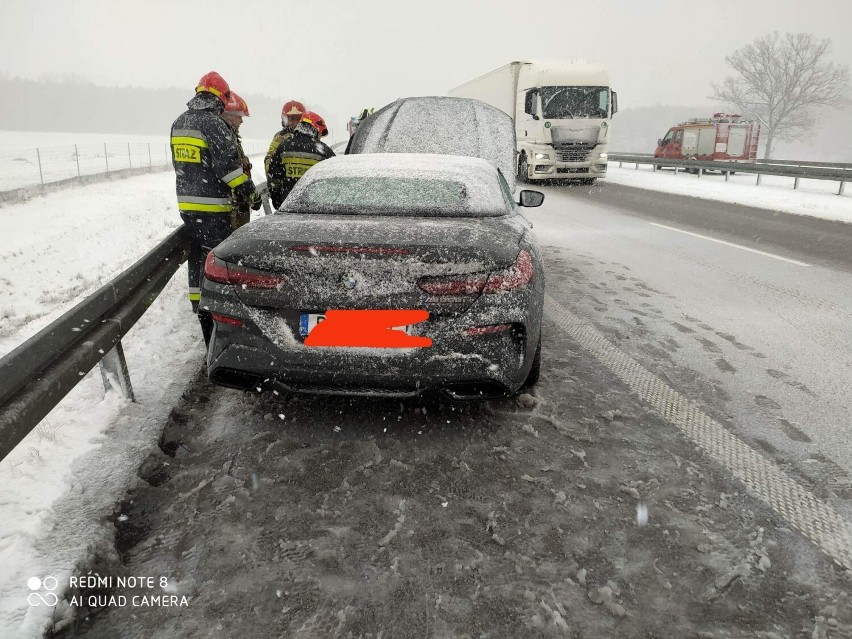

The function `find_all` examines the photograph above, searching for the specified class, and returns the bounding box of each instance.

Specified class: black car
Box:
[346,96,519,193]
[199,153,545,400]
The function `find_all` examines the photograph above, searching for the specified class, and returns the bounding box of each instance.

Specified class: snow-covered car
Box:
[199,153,545,400]
[346,96,518,192]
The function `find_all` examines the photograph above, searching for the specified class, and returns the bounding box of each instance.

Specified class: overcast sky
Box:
[2,0,850,129]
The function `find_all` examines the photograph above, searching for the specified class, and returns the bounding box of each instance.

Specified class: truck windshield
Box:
[540,86,609,119]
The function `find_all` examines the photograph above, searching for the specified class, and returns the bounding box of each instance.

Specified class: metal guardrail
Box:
[609,153,850,195]
[0,227,189,461]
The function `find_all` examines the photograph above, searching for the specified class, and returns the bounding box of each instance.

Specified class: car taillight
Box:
[417,250,533,296]
[464,324,512,336]
[481,250,533,293]
[203,252,286,289]
[203,252,229,283]
[211,312,244,327]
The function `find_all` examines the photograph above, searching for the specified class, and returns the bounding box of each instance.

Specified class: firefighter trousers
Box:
[180,211,233,318]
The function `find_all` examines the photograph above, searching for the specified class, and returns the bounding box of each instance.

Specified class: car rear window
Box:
[300,177,467,215]
[280,155,509,218]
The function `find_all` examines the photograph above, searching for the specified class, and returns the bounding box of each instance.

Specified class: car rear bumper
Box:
[203,289,542,399]
[206,319,529,400]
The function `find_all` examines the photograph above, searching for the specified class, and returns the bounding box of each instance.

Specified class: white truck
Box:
[449,60,617,183]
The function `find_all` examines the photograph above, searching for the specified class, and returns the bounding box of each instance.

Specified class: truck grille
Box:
[554,144,596,163]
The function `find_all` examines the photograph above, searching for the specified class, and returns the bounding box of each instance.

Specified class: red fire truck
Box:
[654,113,760,162]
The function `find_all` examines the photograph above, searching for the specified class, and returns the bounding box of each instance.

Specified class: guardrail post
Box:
[756,174,762,186]
[698,168,703,178]
[99,340,135,401]
[128,142,132,169]
[36,148,44,186]
[840,181,846,196]
[674,166,679,176]
[635,163,639,170]
[794,177,799,190]
[148,143,152,167]
[104,143,109,172]
[74,144,81,177]
[618,161,622,168]
[725,171,730,182]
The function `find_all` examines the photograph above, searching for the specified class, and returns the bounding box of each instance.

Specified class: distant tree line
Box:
[0,77,285,141]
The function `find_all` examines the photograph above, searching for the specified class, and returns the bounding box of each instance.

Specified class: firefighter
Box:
[267,111,335,209]
[264,100,306,176]
[221,91,256,230]
[170,71,258,321]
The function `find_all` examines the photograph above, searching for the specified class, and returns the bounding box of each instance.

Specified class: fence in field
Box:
[0,139,269,196]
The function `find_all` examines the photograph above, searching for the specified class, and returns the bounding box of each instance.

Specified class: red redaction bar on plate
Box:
[304,310,432,348]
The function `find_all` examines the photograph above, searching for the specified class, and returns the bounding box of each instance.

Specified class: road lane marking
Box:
[649,222,812,267]
[544,295,851,569]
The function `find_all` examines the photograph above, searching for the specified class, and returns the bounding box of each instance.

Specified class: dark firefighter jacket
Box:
[267,124,335,209]
[229,128,253,229]
[264,128,294,176]
[170,92,255,214]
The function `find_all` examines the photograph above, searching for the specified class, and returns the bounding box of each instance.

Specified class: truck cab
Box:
[515,63,616,183]
[655,127,684,159]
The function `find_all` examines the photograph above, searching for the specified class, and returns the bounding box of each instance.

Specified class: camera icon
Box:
[27,576,59,607]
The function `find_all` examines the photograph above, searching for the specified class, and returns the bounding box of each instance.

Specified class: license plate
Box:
[299,313,414,338]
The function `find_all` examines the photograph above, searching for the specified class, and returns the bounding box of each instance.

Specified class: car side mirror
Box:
[518,190,544,207]
[658,139,663,146]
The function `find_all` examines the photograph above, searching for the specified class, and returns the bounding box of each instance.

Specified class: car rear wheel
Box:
[521,335,541,389]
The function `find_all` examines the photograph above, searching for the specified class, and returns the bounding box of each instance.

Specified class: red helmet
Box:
[301,111,328,137]
[196,71,231,102]
[224,92,249,117]
[282,100,306,120]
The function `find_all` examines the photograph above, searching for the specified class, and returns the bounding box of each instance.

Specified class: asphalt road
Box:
[531,181,852,511]
[57,183,852,637]
[563,180,852,271]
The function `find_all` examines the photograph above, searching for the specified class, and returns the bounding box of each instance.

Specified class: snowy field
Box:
[0,130,268,192]
[0,152,850,636]
[606,163,852,223]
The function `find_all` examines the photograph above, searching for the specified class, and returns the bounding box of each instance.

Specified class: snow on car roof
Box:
[347,96,517,192]
[281,153,510,217]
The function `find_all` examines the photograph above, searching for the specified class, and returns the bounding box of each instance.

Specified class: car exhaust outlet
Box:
[209,367,263,392]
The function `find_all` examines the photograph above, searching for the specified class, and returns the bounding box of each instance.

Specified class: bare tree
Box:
[712,32,850,159]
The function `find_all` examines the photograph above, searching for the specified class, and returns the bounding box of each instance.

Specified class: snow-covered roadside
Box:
[0,158,265,359]
[0,275,203,637]
[605,163,852,223]
[0,157,264,637]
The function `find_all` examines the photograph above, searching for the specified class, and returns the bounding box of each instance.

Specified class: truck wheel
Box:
[518,154,530,183]
[687,156,699,174]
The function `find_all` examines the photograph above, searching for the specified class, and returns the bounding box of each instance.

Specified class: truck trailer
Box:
[449,61,617,184]
[654,114,760,163]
